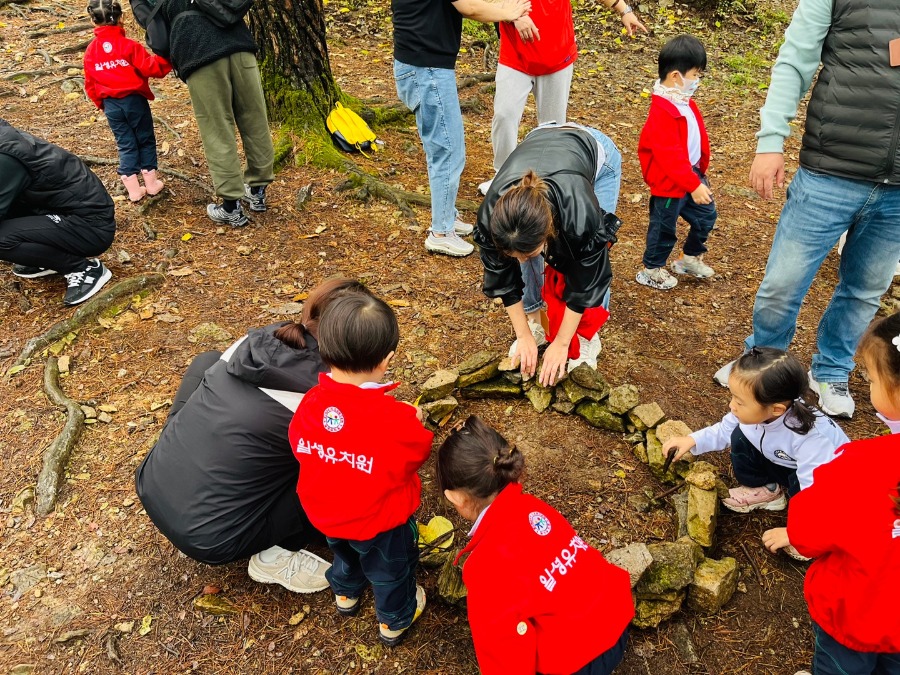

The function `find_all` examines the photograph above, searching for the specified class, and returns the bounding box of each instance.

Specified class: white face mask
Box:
[678,73,700,96]
[877,413,900,435]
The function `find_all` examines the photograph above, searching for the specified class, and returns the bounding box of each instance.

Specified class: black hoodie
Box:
[135,323,327,564]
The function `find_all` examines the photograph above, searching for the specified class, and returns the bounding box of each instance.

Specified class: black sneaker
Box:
[12,264,58,278]
[63,259,112,306]
[207,202,249,227]
[242,184,267,212]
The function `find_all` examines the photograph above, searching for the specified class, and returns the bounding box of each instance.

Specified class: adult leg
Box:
[357,518,419,630]
[811,621,878,675]
[103,97,141,176]
[745,168,869,355]
[585,127,622,215]
[811,184,900,382]
[492,64,533,173]
[873,653,900,674]
[186,58,243,200]
[521,256,545,319]
[532,64,572,129]
[394,62,465,235]
[168,351,221,418]
[0,214,112,274]
[230,52,275,189]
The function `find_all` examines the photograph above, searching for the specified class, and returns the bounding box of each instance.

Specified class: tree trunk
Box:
[248,0,340,129]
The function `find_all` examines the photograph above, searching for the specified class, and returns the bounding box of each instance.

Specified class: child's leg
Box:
[811,621,880,674]
[125,95,159,172]
[103,97,141,176]
[679,175,717,257]
[642,196,683,268]
[357,518,419,631]
[572,627,628,674]
[729,427,797,490]
[325,538,368,600]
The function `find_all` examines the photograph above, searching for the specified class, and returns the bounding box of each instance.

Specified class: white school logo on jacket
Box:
[322,406,344,432]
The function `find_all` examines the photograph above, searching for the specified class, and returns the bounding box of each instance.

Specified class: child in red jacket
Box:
[764,311,900,675]
[288,292,433,647]
[437,416,633,675]
[636,34,717,291]
[83,0,171,201]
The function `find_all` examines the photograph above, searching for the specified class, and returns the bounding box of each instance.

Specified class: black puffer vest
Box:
[0,119,114,219]
[800,0,900,184]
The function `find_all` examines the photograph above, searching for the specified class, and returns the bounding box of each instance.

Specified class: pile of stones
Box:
[419,352,740,627]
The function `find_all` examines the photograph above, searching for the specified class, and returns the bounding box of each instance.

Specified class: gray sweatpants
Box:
[491,63,574,172]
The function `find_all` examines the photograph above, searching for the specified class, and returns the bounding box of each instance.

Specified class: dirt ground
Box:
[0,0,895,673]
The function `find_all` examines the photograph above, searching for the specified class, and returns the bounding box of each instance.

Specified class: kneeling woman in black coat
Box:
[135,278,370,593]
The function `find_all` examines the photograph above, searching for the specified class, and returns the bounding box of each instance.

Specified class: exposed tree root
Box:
[336,171,480,216]
[27,21,91,37]
[36,356,85,515]
[12,272,165,370]
[1,62,78,80]
[52,38,91,56]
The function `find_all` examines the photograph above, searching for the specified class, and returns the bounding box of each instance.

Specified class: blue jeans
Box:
[394,61,464,235]
[104,93,158,176]
[642,169,717,269]
[521,125,622,314]
[811,621,900,674]
[745,167,900,382]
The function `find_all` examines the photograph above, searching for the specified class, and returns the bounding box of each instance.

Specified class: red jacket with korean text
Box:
[83,25,171,108]
[457,483,634,675]
[288,374,433,541]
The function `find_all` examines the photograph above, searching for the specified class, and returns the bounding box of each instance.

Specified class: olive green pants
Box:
[186,51,274,201]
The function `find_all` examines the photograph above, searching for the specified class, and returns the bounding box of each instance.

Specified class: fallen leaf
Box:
[181,233,193,241]
[138,614,153,636]
[193,594,240,616]
[387,299,410,307]
[114,621,134,633]
[288,610,306,625]
[167,267,194,277]
[202,584,221,595]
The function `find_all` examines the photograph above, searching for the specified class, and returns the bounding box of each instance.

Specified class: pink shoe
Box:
[120,174,146,202]
[721,485,786,513]
[141,169,165,196]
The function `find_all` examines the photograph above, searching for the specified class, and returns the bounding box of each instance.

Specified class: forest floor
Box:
[0,0,896,673]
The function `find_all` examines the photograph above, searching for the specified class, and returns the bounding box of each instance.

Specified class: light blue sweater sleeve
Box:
[755,0,834,154]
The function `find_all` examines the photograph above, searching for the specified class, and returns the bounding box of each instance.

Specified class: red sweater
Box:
[498,0,577,76]
[638,95,710,197]
[288,374,433,541]
[787,434,900,653]
[457,483,634,675]
[83,25,171,109]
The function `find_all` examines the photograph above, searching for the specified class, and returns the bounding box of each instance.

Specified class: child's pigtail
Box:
[785,397,817,435]
[492,443,525,486]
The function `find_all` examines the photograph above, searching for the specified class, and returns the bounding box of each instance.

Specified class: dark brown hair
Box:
[857,310,900,408]
[87,0,121,24]
[273,277,369,350]
[490,170,555,255]
[731,347,818,434]
[317,293,399,373]
[436,416,525,500]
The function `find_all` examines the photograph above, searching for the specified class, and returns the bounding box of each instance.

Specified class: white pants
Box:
[491,63,574,173]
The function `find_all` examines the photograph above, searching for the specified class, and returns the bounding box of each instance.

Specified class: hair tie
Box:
[493,455,499,466]
[893,334,900,353]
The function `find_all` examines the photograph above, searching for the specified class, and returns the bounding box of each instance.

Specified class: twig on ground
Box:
[654,481,686,502]
[153,115,182,141]
[53,37,91,56]
[740,541,765,587]
[36,356,85,515]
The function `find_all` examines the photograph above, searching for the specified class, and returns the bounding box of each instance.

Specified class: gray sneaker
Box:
[247,546,331,593]
[453,218,474,236]
[672,254,715,278]
[207,202,249,227]
[808,371,855,418]
[636,267,678,290]
[425,231,474,257]
[242,184,267,212]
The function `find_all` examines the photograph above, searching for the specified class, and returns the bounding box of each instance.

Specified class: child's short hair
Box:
[436,415,525,500]
[658,34,707,80]
[317,292,399,373]
[87,0,122,25]
[731,347,817,434]
[857,310,900,407]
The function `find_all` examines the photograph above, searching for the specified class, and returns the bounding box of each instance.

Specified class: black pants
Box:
[326,517,419,630]
[569,628,629,675]
[104,93,158,176]
[0,212,115,274]
[642,168,717,269]
[730,427,801,497]
[811,622,900,675]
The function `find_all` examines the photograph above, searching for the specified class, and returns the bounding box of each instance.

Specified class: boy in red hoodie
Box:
[83,0,170,201]
[637,34,716,291]
[288,292,433,647]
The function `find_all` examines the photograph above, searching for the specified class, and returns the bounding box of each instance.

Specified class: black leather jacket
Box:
[474,127,616,313]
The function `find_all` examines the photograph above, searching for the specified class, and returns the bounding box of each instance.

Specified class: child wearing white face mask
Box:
[764,310,900,675]
[636,34,717,291]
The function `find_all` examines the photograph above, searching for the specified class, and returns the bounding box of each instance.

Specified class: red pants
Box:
[543,267,610,359]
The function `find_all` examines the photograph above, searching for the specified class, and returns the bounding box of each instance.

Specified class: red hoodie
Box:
[498,0,577,76]
[787,434,900,653]
[83,25,171,109]
[456,483,634,675]
[638,94,710,197]
[288,374,433,541]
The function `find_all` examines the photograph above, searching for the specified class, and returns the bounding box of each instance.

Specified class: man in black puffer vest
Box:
[0,120,115,305]
[159,0,273,227]
[714,0,900,420]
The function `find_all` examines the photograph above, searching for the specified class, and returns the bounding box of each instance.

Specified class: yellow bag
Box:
[326,102,380,154]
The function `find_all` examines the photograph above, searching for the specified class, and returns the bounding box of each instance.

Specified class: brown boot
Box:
[141,169,165,196]
[120,174,146,202]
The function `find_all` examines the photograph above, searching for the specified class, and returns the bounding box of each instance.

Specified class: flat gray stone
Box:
[419,369,458,403]
[606,543,653,589]
[607,384,640,415]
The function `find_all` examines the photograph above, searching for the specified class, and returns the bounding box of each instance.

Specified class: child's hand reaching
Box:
[762,527,790,554]
[691,183,713,205]
[404,401,426,424]
[662,436,696,462]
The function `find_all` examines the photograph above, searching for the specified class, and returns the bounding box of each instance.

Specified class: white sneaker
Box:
[453,219,474,236]
[425,231,474,257]
[379,584,426,647]
[713,359,735,387]
[636,267,678,290]
[568,333,602,372]
[477,179,493,196]
[808,371,855,419]
[508,320,547,357]
[671,254,715,278]
[247,546,331,593]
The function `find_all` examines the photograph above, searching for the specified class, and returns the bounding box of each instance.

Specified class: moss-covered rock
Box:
[633,442,648,464]
[655,419,693,445]
[558,377,605,405]
[419,369,459,403]
[568,363,610,396]
[457,361,501,388]
[688,557,738,615]
[687,484,718,548]
[525,384,553,412]
[422,396,458,425]
[575,401,627,432]
[458,351,501,375]
[636,540,703,596]
[462,378,521,398]
[631,402,666,429]
[551,401,575,415]
[632,591,685,629]
[607,384,640,414]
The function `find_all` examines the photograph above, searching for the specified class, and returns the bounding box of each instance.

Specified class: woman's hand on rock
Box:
[512,335,538,379]
[538,341,568,387]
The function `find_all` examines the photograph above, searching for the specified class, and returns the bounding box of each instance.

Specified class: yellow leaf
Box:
[138,615,153,636]
[387,299,410,307]
[614,469,626,479]
[418,516,454,550]
[181,232,193,241]
[6,365,25,376]
[57,21,65,28]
